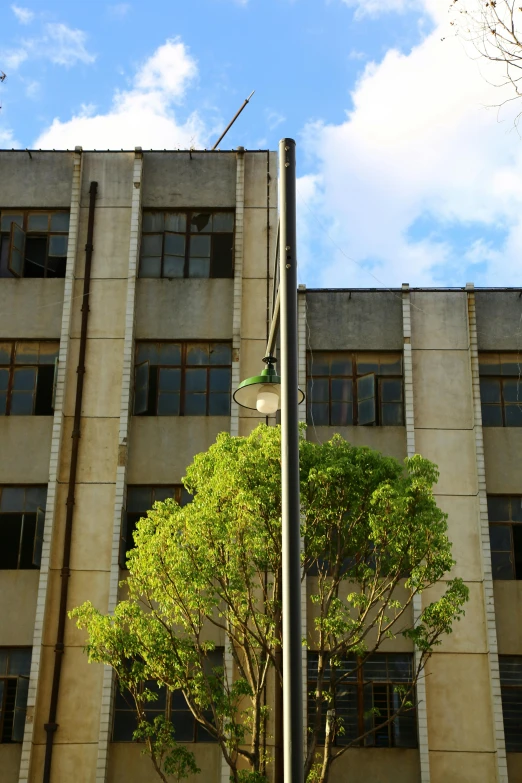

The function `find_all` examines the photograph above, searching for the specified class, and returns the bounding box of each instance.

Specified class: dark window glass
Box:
[500,657,522,752]
[0,647,31,742]
[307,652,416,749]
[0,487,47,570]
[488,496,522,580]
[134,342,231,417]
[479,355,522,427]
[0,342,58,417]
[123,485,192,558]
[112,650,223,743]
[307,352,403,427]
[0,211,69,279]
[139,211,234,279]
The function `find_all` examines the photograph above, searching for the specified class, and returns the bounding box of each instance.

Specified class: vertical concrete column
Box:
[220,148,247,783]
[95,148,143,783]
[18,148,84,783]
[401,284,430,783]
[230,147,245,439]
[466,283,508,783]
[297,285,308,748]
[411,290,497,781]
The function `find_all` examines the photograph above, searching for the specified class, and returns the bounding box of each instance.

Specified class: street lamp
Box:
[234,138,304,783]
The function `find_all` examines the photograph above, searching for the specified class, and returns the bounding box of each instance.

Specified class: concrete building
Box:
[0,147,521,783]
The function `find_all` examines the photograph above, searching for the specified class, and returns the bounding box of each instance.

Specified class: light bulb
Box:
[256,388,279,414]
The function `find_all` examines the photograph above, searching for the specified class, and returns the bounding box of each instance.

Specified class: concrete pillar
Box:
[18,147,84,783]
[410,289,499,782]
[95,148,143,783]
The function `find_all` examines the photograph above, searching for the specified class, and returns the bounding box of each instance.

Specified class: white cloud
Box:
[33,38,207,150]
[2,22,95,71]
[107,3,130,18]
[0,125,20,148]
[38,23,96,66]
[11,4,34,24]
[340,0,421,18]
[299,2,522,286]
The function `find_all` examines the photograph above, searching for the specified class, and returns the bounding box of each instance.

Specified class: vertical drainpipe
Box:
[18,147,84,783]
[466,283,508,783]
[95,148,143,783]
[401,283,431,783]
[42,180,98,783]
[297,285,307,758]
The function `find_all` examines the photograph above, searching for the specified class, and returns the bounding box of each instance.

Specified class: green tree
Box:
[71,424,468,783]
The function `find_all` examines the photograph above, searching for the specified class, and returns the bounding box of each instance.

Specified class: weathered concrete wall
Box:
[128,417,230,483]
[328,748,420,783]
[0,745,22,783]
[494,582,522,654]
[306,291,403,350]
[0,571,39,646]
[142,151,237,208]
[483,428,522,494]
[475,291,522,350]
[0,151,74,206]
[135,279,234,340]
[0,417,52,482]
[0,280,64,338]
[108,743,221,783]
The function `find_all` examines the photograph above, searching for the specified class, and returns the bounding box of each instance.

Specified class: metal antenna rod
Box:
[211,90,255,150]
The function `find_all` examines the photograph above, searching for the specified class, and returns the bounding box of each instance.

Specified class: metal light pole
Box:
[279,137,303,783]
[233,138,303,782]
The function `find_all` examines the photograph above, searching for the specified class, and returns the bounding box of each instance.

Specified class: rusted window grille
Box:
[488,496,522,580]
[112,649,223,743]
[119,485,191,566]
[0,341,59,417]
[0,211,69,278]
[139,211,234,279]
[479,354,522,427]
[133,342,232,417]
[0,648,31,742]
[307,352,404,427]
[499,657,522,751]
[308,652,417,748]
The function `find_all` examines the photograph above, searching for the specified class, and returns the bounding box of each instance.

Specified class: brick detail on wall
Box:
[95,149,143,783]
[18,148,84,783]
[229,147,245,440]
[402,283,431,783]
[466,284,508,783]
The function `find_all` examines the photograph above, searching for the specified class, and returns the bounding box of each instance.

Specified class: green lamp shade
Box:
[233,367,305,412]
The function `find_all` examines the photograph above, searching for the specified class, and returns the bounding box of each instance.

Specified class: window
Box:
[139,211,234,279]
[307,352,404,427]
[0,211,70,279]
[500,656,522,751]
[479,354,522,427]
[0,648,31,742]
[134,342,232,417]
[112,649,223,743]
[308,652,417,748]
[0,486,47,570]
[120,485,191,566]
[0,341,59,416]
[488,496,522,580]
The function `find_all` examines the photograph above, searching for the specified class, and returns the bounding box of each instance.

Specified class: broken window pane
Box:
[191,213,212,232]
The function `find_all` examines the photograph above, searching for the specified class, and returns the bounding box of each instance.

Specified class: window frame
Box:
[112,648,224,744]
[0,647,32,743]
[0,486,47,570]
[499,656,522,752]
[479,353,522,427]
[139,209,235,280]
[488,495,522,580]
[0,341,59,417]
[133,341,232,417]
[0,210,70,279]
[306,352,404,427]
[307,652,417,749]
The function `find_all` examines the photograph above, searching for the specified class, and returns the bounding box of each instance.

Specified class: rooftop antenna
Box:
[211,90,255,150]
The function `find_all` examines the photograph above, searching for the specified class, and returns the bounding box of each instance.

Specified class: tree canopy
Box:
[72,424,468,783]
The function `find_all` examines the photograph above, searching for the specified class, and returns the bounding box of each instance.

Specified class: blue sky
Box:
[1,0,522,289]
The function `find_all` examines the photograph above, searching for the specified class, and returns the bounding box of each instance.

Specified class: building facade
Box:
[0,147,520,783]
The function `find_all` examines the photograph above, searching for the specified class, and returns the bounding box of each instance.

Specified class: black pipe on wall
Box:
[42,180,98,783]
